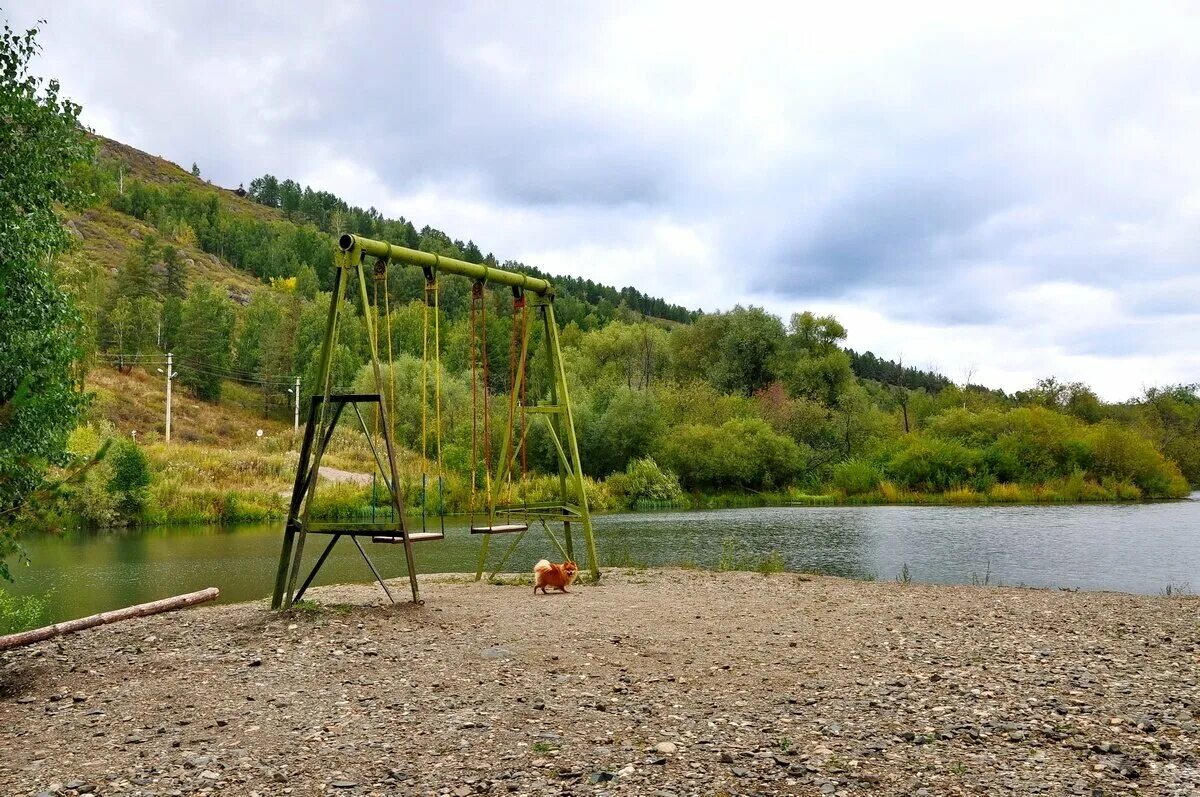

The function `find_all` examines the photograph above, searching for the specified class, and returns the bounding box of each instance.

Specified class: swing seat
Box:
[470,523,529,535]
[372,533,443,544]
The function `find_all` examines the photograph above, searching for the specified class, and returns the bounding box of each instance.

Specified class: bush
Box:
[657,418,807,490]
[883,434,982,491]
[829,458,881,495]
[1086,422,1189,498]
[107,439,151,521]
[75,465,119,526]
[605,457,683,507]
[0,588,45,635]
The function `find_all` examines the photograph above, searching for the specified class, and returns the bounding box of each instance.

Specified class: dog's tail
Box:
[533,559,552,575]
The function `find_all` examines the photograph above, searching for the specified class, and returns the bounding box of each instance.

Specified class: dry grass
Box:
[86,366,289,448]
[60,204,260,294]
[95,135,281,223]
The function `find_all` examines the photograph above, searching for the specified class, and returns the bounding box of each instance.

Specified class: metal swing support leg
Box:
[474,297,599,581]
[272,248,419,610]
[540,300,599,579]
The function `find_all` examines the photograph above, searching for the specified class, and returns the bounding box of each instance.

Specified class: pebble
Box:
[4,570,1197,796]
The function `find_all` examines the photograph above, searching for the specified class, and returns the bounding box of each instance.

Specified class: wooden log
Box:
[0,587,219,651]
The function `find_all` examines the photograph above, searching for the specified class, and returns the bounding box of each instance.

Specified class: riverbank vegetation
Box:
[41,144,1200,527]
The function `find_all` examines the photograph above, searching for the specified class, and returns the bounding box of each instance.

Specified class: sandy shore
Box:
[2,570,1198,796]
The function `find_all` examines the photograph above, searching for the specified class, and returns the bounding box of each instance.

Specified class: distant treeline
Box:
[847,349,954,393]
[244,174,697,325]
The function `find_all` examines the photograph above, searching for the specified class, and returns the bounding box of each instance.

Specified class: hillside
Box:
[38,135,1199,532]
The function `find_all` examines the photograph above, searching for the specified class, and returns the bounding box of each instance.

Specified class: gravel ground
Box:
[2,570,1199,796]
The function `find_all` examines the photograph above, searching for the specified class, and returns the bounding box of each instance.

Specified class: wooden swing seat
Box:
[372,533,443,544]
[470,524,529,535]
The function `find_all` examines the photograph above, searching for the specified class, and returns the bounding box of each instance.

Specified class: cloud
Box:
[15,1,1200,400]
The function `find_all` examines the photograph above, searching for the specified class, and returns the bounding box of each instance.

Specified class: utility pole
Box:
[157,353,177,443]
[293,375,300,431]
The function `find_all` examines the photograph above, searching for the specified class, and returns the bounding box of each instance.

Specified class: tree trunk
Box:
[0,587,219,651]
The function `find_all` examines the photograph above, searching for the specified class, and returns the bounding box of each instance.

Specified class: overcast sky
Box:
[17,2,1200,399]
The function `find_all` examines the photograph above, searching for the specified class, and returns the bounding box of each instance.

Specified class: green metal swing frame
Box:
[270,233,599,610]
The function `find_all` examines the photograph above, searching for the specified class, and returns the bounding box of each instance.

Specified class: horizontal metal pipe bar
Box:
[339,234,553,296]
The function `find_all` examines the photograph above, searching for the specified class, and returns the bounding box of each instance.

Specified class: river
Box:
[7,497,1199,623]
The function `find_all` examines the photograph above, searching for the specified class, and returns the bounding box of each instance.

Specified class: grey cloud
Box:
[15,1,1200,396]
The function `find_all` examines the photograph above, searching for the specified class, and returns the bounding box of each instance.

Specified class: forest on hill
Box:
[34,135,1197,531]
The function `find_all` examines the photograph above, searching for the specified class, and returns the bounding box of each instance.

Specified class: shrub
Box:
[605,457,683,507]
[830,458,881,495]
[107,439,151,521]
[883,434,982,491]
[0,588,45,635]
[658,418,807,490]
[1086,422,1189,498]
[75,465,119,526]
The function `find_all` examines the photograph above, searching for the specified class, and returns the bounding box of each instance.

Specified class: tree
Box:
[177,281,235,401]
[162,244,186,298]
[160,295,183,353]
[787,311,846,355]
[247,174,280,208]
[0,17,92,577]
[294,263,320,298]
[114,233,159,300]
[233,290,283,377]
[190,162,201,178]
[107,439,150,522]
[713,306,786,395]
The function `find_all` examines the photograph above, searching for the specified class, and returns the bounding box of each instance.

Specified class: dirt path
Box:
[277,466,374,497]
[2,571,1198,796]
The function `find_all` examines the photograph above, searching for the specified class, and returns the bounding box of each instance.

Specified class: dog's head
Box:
[563,560,579,579]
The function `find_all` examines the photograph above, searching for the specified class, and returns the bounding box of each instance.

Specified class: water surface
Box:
[9,497,1199,623]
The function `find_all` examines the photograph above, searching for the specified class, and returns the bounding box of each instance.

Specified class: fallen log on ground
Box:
[0,587,219,651]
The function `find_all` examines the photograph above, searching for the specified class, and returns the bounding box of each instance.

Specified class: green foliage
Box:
[0,17,91,577]
[0,587,45,635]
[579,386,664,476]
[107,439,151,521]
[1085,421,1188,497]
[784,349,854,406]
[830,458,881,495]
[177,281,235,400]
[672,307,786,395]
[162,244,186,298]
[233,290,283,376]
[1134,385,1200,487]
[883,434,983,492]
[605,457,683,507]
[659,417,807,490]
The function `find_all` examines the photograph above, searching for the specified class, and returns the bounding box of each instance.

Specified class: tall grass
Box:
[0,589,46,635]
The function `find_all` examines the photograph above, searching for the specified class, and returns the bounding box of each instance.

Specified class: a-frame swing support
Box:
[271,234,599,611]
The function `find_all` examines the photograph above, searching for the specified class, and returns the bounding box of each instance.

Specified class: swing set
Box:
[270,234,599,609]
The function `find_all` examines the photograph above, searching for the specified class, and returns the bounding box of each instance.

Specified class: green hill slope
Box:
[42,136,1196,530]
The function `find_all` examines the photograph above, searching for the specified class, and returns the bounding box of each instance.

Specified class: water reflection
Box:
[9,497,1200,623]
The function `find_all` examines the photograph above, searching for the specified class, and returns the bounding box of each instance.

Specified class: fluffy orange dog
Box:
[533,559,578,595]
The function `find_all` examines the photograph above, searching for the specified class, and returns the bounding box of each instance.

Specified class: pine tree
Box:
[177,281,234,401]
[162,244,185,298]
[115,234,160,300]
[160,295,183,353]
[190,162,200,178]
